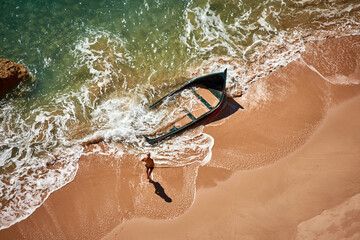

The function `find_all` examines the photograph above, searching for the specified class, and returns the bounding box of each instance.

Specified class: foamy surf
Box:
[0,29,133,230]
[83,88,214,167]
[0,90,84,230]
[1,0,360,231]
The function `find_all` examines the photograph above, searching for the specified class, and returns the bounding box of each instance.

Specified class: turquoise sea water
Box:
[0,0,359,229]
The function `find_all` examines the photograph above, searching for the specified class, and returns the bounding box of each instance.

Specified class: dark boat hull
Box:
[144,69,227,144]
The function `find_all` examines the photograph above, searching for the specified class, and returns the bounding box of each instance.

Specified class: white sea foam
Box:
[65,28,215,169]
[183,0,359,100]
[0,92,82,228]
[181,2,244,58]
[69,29,217,166]
[0,29,133,230]
[327,74,360,85]
[1,0,359,230]
[85,88,214,167]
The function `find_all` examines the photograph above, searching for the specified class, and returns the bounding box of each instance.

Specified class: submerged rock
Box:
[0,58,29,96]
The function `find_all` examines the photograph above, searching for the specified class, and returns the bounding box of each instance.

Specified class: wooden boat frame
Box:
[144,69,227,144]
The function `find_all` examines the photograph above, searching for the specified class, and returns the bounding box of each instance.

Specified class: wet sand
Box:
[104,91,360,240]
[1,35,360,239]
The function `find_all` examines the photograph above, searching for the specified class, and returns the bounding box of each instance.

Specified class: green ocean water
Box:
[0,0,359,230]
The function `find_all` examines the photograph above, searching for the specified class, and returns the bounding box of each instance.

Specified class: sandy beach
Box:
[1,35,360,240]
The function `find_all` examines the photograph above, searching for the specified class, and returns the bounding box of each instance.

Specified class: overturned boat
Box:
[144,69,227,144]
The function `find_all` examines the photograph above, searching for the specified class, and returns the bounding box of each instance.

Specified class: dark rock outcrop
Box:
[0,58,29,96]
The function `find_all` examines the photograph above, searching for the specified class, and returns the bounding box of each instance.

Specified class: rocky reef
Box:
[0,58,29,96]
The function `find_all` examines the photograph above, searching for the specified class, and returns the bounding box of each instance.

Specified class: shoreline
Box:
[104,93,360,240]
[1,35,360,239]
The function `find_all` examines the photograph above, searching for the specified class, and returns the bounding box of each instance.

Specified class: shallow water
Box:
[0,0,359,230]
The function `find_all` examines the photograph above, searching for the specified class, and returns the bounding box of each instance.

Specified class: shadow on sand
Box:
[205,96,244,124]
[150,180,172,203]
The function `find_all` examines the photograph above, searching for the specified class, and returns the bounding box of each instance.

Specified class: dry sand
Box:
[104,91,360,240]
[1,35,360,239]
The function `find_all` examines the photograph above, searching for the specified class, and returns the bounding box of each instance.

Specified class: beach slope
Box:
[1,35,360,240]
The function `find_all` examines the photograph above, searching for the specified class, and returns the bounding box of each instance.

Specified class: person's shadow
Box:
[150,180,172,203]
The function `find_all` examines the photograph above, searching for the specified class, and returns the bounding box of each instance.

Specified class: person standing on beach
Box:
[141,153,155,181]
